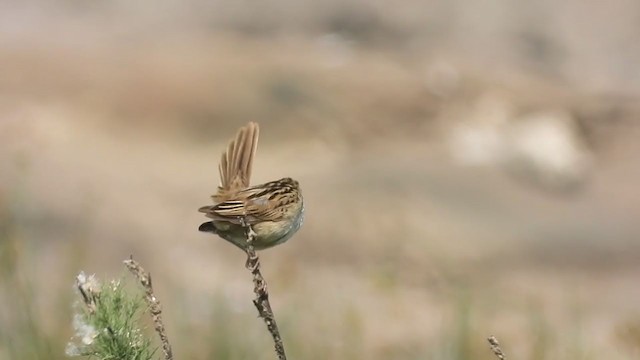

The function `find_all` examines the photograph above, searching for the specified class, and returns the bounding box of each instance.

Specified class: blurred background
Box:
[2,0,640,359]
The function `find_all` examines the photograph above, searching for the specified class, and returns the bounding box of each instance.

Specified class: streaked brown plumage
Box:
[198,122,304,250]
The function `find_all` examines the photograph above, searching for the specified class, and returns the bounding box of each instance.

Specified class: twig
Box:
[76,272,99,315]
[487,335,506,360]
[240,219,287,360]
[124,256,173,360]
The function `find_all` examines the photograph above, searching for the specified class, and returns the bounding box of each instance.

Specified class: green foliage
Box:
[67,276,156,360]
[0,195,56,360]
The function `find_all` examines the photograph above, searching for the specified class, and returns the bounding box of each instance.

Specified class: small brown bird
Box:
[198,122,304,250]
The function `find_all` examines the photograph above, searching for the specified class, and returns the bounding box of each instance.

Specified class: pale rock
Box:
[504,110,591,190]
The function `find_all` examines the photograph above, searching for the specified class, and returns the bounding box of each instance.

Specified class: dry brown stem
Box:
[487,335,506,360]
[241,220,287,360]
[124,256,173,360]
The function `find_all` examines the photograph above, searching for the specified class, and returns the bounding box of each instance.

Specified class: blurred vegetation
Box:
[66,273,155,360]
[0,193,57,359]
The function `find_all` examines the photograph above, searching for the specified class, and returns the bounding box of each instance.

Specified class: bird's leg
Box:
[247,227,257,244]
[238,217,257,244]
[239,217,259,270]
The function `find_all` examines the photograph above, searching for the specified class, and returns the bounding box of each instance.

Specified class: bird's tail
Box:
[216,122,259,197]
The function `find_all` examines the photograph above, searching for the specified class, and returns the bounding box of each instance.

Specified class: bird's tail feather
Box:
[218,122,259,193]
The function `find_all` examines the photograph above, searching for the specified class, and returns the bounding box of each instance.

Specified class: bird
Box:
[198,122,304,250]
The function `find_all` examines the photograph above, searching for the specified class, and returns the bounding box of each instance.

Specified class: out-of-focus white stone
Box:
[448,93,512,165]
[505,110,591,190]
[447,94,592,191]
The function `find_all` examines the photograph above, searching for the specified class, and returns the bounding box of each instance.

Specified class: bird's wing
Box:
[199,180,297,224]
